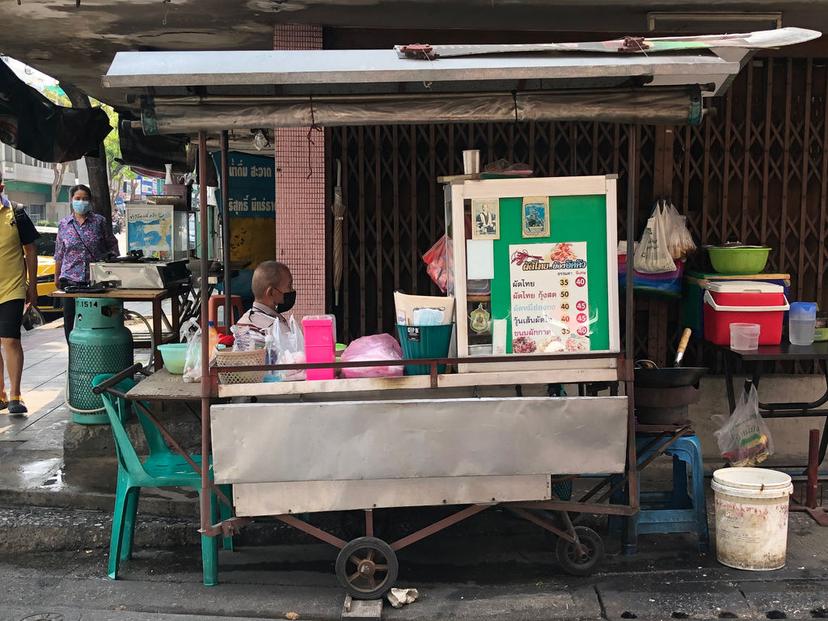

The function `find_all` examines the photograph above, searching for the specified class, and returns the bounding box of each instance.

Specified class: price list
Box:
[508,242,591,354]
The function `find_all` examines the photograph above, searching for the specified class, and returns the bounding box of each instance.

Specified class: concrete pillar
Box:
[273,24,326,320]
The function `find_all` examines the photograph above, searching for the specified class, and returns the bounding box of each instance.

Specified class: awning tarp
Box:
[142,87,703,134]
[0,61,111,163]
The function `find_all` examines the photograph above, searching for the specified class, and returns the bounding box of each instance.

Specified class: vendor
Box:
[235,260,295,333]
[54,184,119,342]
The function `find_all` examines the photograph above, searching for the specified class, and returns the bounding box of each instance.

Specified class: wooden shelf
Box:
[467,293,491,302]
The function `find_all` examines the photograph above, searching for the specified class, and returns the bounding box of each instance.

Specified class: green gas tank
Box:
[68,297,133,424]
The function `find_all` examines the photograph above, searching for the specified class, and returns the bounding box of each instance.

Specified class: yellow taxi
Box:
[34,226,61,314]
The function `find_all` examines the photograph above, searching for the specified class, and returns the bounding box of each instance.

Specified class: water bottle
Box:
[789,302,817,346]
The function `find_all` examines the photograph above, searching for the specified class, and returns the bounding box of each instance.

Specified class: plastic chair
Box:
[610,434,709,555]
[92,374,234,586]
[208,295,244,333]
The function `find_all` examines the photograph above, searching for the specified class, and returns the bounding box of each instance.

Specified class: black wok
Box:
[634,366,708,388]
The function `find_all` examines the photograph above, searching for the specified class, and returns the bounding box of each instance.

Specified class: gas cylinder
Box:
[67,297,133,424]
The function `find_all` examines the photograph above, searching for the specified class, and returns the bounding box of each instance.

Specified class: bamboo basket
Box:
[215,349,267,384]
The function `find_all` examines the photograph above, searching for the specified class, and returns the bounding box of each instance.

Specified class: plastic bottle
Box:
[207,320,219,361]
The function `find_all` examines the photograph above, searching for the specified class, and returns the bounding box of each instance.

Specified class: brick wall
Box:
[273,24,326,320]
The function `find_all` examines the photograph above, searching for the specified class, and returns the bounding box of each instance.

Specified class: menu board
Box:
[490,194,612,354]
[509,242,591,354]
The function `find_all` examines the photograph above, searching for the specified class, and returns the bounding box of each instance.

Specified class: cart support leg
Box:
[365,509,374,538]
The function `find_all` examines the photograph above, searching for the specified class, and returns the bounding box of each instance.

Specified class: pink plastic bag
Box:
[341,334,404,379]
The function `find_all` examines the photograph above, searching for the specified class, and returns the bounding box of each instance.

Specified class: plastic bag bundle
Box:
[712,384,774,467]
[181,318,202,384]
[341,334,404,379]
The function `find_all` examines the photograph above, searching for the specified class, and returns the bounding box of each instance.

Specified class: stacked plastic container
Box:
[302,315,336,380]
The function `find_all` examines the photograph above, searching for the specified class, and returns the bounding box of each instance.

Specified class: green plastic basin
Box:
[708,245,770,275]
[157,343,189,374]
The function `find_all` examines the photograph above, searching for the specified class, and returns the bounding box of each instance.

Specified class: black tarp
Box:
[0,60,111,162]
[117,114,190,175]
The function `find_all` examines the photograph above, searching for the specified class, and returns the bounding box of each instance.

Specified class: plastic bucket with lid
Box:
[711,468,793,570]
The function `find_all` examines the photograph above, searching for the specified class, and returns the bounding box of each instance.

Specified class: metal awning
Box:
[102,28,821,133]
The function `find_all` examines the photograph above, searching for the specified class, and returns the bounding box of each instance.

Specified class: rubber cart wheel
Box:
[555,526,604,576]
[335,536,399,600]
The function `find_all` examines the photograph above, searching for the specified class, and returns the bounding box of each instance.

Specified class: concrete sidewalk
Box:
[0,319,70,504]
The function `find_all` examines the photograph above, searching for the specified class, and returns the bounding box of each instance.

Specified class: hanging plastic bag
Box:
[422,235,453,293]
[181,318,202,384]
[634,203,676,274]
[712,384,774,467]
[661,200,696,260]
[341,334,404,379]
[271,316,306,381]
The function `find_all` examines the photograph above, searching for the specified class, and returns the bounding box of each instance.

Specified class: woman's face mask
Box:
[72,199,91,214]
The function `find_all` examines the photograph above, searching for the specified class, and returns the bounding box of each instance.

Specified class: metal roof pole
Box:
[220,131,232,329]
[197,130,214,575]
[625,125,639,520]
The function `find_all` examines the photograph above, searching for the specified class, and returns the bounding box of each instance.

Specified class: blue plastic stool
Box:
[610,434,709,555]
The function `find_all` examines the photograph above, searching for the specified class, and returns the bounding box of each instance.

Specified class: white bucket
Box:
[711,468,793,570]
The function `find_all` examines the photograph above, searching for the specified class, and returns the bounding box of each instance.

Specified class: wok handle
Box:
[674,328,692,366]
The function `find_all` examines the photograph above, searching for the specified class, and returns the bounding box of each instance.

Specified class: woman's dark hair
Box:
[69,184,93,200]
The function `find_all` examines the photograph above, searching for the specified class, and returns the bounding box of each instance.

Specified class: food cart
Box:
[96,28,819,598]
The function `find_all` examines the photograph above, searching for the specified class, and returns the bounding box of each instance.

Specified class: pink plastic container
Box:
[302,315,335,380]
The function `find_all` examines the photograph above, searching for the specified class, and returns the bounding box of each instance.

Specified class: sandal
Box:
[0,392,8,411]
[8,397,27,416]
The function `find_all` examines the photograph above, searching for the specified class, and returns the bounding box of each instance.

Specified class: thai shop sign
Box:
[211,151,275,218]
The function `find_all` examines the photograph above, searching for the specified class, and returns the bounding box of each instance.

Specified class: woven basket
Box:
[216,349,267,384]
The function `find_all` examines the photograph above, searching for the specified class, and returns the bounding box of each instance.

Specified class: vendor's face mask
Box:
[276,290,296,313]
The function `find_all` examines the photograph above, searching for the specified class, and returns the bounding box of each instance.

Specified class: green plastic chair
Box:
[92,374,233,586]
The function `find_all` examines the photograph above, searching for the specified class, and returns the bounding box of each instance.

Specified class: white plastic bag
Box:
[634,203,676,274]
[271,316,306,381]
[181,318,202,384]
[662,200,696,260]
[712,384,773,467]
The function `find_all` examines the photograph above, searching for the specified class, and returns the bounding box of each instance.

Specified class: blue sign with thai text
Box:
[211,151,275,218]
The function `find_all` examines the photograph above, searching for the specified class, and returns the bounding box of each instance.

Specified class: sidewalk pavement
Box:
[0,318,69,502]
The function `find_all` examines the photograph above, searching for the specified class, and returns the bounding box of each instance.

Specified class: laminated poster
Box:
[127,206,173,260]
[509,242,591,354]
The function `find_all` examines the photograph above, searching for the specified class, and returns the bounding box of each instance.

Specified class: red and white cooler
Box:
[703,281,790,346]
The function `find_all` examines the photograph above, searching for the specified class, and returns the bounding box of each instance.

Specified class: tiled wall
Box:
[273,24,326,320]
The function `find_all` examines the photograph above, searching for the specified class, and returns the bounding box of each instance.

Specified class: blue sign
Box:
[211,151,275,218]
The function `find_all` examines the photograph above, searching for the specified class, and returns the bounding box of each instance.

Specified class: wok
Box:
[634,365,708,388]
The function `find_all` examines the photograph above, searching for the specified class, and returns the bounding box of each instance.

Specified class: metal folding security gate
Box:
[329,57,828,366]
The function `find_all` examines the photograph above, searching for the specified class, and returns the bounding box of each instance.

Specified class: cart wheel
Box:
[555,526,604,576]
[335,536,399,600]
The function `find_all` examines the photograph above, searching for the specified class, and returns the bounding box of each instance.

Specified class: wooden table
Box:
[54,288,181,369]
[126,368,205,401]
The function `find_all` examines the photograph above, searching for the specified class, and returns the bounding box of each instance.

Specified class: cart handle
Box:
[703,290,790,313]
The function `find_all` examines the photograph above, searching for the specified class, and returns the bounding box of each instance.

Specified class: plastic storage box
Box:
[703,281,789,346]
[302,315,335,380]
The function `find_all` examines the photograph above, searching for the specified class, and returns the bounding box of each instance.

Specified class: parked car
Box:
[34,226,61,315]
